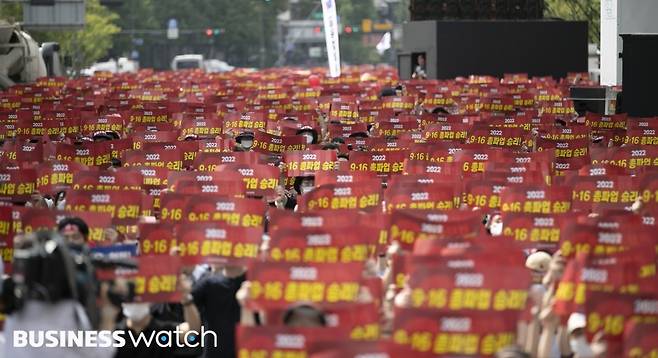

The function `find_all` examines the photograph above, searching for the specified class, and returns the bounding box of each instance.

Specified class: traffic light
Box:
[344,26,353,34]
[362,19,373,33]
[205,28,222,37]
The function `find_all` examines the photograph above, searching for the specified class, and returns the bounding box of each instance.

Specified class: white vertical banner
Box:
[600,0,620,85]
[321,0,341,77]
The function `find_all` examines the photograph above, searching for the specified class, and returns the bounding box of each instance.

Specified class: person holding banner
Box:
[293,176,316,196]
[234,132,255,152]
[113,273,201,358]
[191,264,246,358]
[3,58,658,358]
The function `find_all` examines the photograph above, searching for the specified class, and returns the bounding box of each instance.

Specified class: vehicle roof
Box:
[173,54,204,61]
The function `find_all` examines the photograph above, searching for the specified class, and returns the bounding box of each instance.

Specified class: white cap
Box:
[139,216,158,224]
[567,312,587,333]
[525,251,552,272]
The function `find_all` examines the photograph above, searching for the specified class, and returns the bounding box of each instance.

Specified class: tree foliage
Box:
[285,0,381,65]
[0,0,120,70]
[335,0,380,65]
[545,0,600,43]
[0,3,22,23]
[110,0,288,68]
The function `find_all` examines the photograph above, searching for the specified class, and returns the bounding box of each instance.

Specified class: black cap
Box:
[349,131,369,139]
[235,131,255,142]
[380,87,396,98]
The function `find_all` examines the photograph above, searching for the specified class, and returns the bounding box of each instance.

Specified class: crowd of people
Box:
[0,65,656,358]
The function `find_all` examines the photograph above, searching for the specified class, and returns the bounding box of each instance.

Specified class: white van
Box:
[171,54,205,71]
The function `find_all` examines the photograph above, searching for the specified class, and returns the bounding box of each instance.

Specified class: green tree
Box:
[392,0,411,23]
[290,0,381,65]
[0,0,120,71]
[0,3,22,23]
[336,0,380,65]
[111,0,287,68]
[545,0,600,43]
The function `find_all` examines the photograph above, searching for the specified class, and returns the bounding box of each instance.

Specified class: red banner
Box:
[223,112,267,133]
[406,264,531,312]
[423,122,469,142]
[346,151,406,175]
[388,210,483,251]
[268,226,376,264]
[268,210,359,234]
[569,175,636,211]
[131,131,179,150]
[217,163,279,197]
[500,213,570,250]
[127,108,170,124]
[623,321,658,358]
[584,291,658,357]
[122,148,183,171]
[64,190,142,220]
[499,185,572,214]
[72,170,143,192]
[297,181,382,212]
[392,308,519,357]
[238,326,349,358]
[55,142,112,167]
[313,170,380,187]
[468,126,531,148]
[0,206,12,272]
[177,223,262,265]
[183,195,265,227]
[385,183,461,212]
[463,178,506,210]
[127,255,182,303]
[246,261,363,309]
[36,160,87,194]
[0,169,37,202]
[138,222,176,256]
[283,150,337,177]
[193,151,262,171]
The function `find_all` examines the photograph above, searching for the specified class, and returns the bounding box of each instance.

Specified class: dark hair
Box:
[349,132,369,139]
[431,106,450,114]
[55,191,66,202]
[379,87,396,98]
[321,143,339,151]
[57,217,89,240]
[296,128,318,144]
[293,176,314,195]
[282,304,327,327]
[236,132,255,142]
[92,132,113,142]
